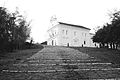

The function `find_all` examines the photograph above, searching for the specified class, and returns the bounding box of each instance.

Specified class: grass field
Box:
[72,47,120,65]
[0,47,43,59]
[0,46,120,79]
[0,46,43,70]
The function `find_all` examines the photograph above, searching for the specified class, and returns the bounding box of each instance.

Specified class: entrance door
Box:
[52,40,54,46]
[67,43,69,47]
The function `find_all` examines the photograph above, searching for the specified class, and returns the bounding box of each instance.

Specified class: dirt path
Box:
[1,46,120,80]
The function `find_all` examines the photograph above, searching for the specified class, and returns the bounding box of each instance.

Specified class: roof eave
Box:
[59,22,91,30]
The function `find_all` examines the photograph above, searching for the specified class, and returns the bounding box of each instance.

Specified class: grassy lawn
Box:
[72,47,120,65]
[0,47,43,59]
[0,46,120,79]
[0,45,44,69]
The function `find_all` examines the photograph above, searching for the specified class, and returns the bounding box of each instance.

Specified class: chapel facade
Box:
[47,22,97,47]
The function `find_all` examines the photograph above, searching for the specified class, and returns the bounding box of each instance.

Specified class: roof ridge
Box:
[59,22,91,30]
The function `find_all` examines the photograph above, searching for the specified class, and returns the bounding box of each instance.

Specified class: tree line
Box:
[92,10,120,49]
[0,7,31,52]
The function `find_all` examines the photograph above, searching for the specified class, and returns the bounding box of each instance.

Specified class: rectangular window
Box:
[82,33,83,36]
[66,30,68,35]
[62,30,64,34]
[54,30,56,34]
[74,31,76,36]
[52,32,54,37]
[85,33,86,37]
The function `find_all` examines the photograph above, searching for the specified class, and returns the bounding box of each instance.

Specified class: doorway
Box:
[67,43,69,47]
[52,40,54,46]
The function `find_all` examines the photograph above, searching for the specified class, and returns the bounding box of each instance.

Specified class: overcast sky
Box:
[0,0,120,43]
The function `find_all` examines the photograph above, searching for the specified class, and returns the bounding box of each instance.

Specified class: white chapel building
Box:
[47,22,97,47]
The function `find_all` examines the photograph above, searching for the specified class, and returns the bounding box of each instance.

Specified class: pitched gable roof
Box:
[59,22,91,30]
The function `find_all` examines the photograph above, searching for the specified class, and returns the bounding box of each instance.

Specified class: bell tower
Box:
[50,15,59,26]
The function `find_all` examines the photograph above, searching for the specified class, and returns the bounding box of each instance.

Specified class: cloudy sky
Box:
[0,0,120,43]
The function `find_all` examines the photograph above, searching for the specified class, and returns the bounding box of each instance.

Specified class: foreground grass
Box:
[0,46,120,79]
[72,47,120,64]
[0,47,43,59]
[0,45,44,70]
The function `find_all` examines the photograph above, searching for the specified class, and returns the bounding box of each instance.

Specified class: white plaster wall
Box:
[56,24,90,47]
[47,23,96,47]
[47,25,59,46]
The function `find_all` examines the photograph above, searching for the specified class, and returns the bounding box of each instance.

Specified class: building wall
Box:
[47,24,96,47]
[47,25,59,46]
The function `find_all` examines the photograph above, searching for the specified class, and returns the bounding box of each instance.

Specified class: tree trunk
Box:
[99,43,102,48]
[102,43,105,48]
[106,43,109,48]
[110,43,112,49]
[116,44,118,50]
[113,43,115,49]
